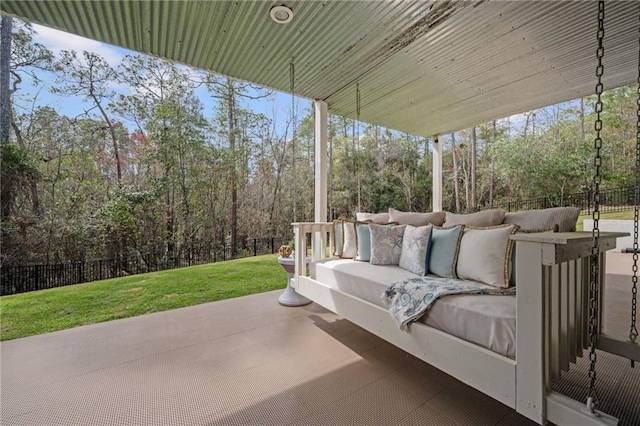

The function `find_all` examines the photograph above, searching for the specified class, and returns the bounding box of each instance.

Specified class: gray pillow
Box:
[388,208,446,227]
[503,207,580,232]
[370,224,406,265]
[444,209,505,227]
[356,212,390,223]
[428,225,464,278]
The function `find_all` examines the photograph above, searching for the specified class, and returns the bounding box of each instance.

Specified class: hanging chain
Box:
[356,83,362,213]
[630,9,640,348]
[587,0,605,412]
[290,58,297,222]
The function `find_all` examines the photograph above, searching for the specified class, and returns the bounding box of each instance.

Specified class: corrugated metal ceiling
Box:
[1,0,637,137]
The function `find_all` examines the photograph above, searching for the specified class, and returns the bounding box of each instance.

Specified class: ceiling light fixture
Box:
[270,5,294,24]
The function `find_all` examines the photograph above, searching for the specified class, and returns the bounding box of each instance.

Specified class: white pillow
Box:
[341,220,358,259]
[456,225,518,288]
[356,212,390,223]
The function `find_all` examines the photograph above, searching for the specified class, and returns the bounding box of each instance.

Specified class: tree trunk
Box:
[91,94,122,185]
[579,96,585,142]
[0,16,11,144]
[470,126,477,209]
[451,133,461,213]
[489,120,496,206]
[227,80,238,258]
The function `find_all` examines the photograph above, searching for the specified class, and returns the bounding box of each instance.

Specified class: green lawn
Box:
[575,210,635,231]
[0,254,286,341]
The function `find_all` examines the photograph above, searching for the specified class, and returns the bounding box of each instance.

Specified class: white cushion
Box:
[341,220,358,259]
[444,209,505,227]
[356,212,390,223]
[388,208,446,227]
[456,225,518,288]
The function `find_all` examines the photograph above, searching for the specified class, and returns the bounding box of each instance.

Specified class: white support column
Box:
[432,135,442,212]
[313,100,328,255]
[314,100,328,222]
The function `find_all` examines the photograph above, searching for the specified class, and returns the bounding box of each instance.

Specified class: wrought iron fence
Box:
[473,186,636,214]
[1,237,290,296]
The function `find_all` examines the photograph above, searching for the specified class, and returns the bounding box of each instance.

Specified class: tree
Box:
[206,76,271,257]
[0,16,11,144]
[53,51,123,185]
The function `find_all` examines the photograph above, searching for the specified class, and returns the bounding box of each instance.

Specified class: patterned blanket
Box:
[382,277,516,330]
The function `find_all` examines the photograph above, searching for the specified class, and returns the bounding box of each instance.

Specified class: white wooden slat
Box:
[547,392,619,426]
[544,264,551,389]
[560,261,569,373]
[583,258,590,352]
[575,258,584,357]
[550,264,561,381]
[568,259,577,364]
[515,241,547,423]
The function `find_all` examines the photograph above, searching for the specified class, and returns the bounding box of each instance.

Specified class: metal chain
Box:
[630,8,640,347]
[290,58,297,222]
[587,0,605,411]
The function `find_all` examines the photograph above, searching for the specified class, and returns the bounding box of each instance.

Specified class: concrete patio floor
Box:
[1,253,638,425]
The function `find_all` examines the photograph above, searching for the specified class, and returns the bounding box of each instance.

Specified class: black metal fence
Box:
[476,186,637,214]
[1,237,290,296]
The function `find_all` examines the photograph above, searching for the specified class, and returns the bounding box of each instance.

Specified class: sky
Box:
[20,22,310,135]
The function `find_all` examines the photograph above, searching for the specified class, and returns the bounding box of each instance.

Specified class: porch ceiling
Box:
[1,1,637,137]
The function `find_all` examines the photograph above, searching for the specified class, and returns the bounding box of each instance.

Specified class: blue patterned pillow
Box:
[428,225,464,278]
[399,225,433,275]
[369,224,406,265]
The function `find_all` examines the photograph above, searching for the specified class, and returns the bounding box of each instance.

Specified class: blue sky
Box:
[20,22,310,134]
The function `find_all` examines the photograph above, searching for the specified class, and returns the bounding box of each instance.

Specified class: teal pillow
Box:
[428,225,464,278]
[332,220,343,256]
[355,223,371,261]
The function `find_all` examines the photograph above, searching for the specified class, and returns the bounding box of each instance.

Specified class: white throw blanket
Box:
[382,277,516,330]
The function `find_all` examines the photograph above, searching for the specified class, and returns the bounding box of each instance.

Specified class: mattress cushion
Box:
[310,258,516,358]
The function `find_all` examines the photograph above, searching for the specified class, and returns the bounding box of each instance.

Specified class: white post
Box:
[432,135,442,212]
[314,100,328,255]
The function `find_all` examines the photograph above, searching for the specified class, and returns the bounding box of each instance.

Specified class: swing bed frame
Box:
[292,226,633,425]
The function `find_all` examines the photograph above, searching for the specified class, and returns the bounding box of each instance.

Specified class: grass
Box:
[575,210,635,231]
[0,254,286,341]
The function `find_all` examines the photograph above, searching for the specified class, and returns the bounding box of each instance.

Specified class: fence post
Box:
[253,239,257,257]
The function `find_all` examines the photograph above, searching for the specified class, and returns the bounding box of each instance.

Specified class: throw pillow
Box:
[355,222,372,261]
[428,225,464,278]
[399,225,432,275]
[456,225,519,288]
[444,209,506,227]
[356,212,390,223]
[388,208,446,227]
[369,224,406,265]
[503,207,580,232]
[341,220,358,259]
[332,220,343,256]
